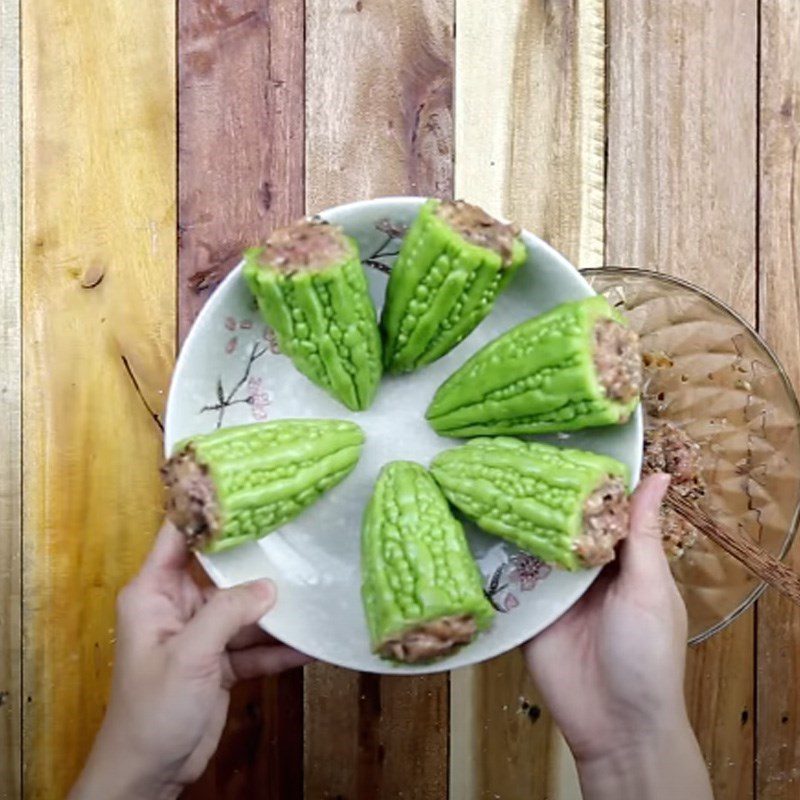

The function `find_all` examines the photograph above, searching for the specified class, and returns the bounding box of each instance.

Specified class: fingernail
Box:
[247,579,276,607]
[653,472,671,489]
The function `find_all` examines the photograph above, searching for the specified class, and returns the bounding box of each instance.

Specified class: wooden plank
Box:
[303,2,453,797]
[453,1,606,798]
[20,0,176,796]
[606,2,758,799]
[756,2,800,797]
[178,0,305,339]
[0,0,20,793]
[177,1,305,797]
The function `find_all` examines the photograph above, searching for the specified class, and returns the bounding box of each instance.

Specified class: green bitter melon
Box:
[430,437,631,570]
[361,460,494,663]
[244,219,382,411]
[381,199,526,374]
[426,295,642,437]
[162,419,365,553]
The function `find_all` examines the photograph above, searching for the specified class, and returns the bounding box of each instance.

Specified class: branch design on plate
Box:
[362,218,407,274]
[484,553,552,612]
[200,340,269,429]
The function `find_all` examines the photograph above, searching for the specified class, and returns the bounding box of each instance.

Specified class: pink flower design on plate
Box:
[247,375,270,421]
[239,319,253,330]
[503,593,519,611]
[225,336,238,354]
[485,552,552,613]
[507,554,551,591]
[225,316,237,331]
[263,326,281,354]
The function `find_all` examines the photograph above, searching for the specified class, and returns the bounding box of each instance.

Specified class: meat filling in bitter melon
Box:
[259,219,350,272]
[593,319,642,404]
[162,448,221,551]
[434,199,521,265]
[575,478,630,567]
[380,613,478,663]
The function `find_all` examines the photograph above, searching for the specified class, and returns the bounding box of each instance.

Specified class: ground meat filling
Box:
[642,422,706,558]
[435,199,520,265]
[380,614,477,663]
[261,219,349,273]
[574,478,630,567]
[642,422,705,496]
[593,319,643,406]
[660,512,699,560]
[161,449,221,551]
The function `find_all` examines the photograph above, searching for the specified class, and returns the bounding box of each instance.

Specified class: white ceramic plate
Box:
[165,196,643,675]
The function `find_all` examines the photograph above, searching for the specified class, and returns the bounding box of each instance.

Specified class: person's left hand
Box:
[70,522,311,800]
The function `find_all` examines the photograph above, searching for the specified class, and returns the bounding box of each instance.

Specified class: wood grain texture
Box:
[20,0,175,796]
[178,0,305,338]
[606,1,757,312]
[178,2,305,797]
[606,2,758,799]
[757,1,800,797]
[0,0,20,793]
[454,0,605,264]
[303,2,453,797]
[305,0,453,211]
[453,2,606,798]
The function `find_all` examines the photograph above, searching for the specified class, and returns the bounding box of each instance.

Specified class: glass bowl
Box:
[583,268,800,644]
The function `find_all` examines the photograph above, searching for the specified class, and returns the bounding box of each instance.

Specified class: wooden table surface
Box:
[3,1,800,798]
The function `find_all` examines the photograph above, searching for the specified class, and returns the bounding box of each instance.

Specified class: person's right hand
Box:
[524,474,713,800]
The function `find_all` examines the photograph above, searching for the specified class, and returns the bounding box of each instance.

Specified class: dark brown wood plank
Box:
[178,2,305,797]
[606,3,758,799]
[757,2,800,798]
[303,2,453,797]
[179,0,305,338]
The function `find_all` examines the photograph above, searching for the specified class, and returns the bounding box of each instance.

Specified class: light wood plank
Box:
[21,1,175,796]
[0,0,20,794]
[606,3,758,799]
[757,2,800,798]
[454,0,605,263]
[178,3,305,796]
[303,2,453,797]
[305,0,453,211]
[453,1,606,798]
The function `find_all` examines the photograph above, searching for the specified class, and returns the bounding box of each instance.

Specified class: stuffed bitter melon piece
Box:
[426,295,642,437]
[162,419,365,553]
[362,461,494,663]
[381,199,526,374]
[430,438,631,570]
[243,220,382,411]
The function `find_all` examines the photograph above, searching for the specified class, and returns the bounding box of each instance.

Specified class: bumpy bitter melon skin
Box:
[361,461,494,663]
[381,199,526,374]
[163,419,365,553]
[243,220,382,411]
[430,438,630,570]
[426,295,641,437]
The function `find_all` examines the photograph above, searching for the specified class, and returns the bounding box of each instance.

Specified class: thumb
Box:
[179,580,276,659]
[619,473,671,581]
